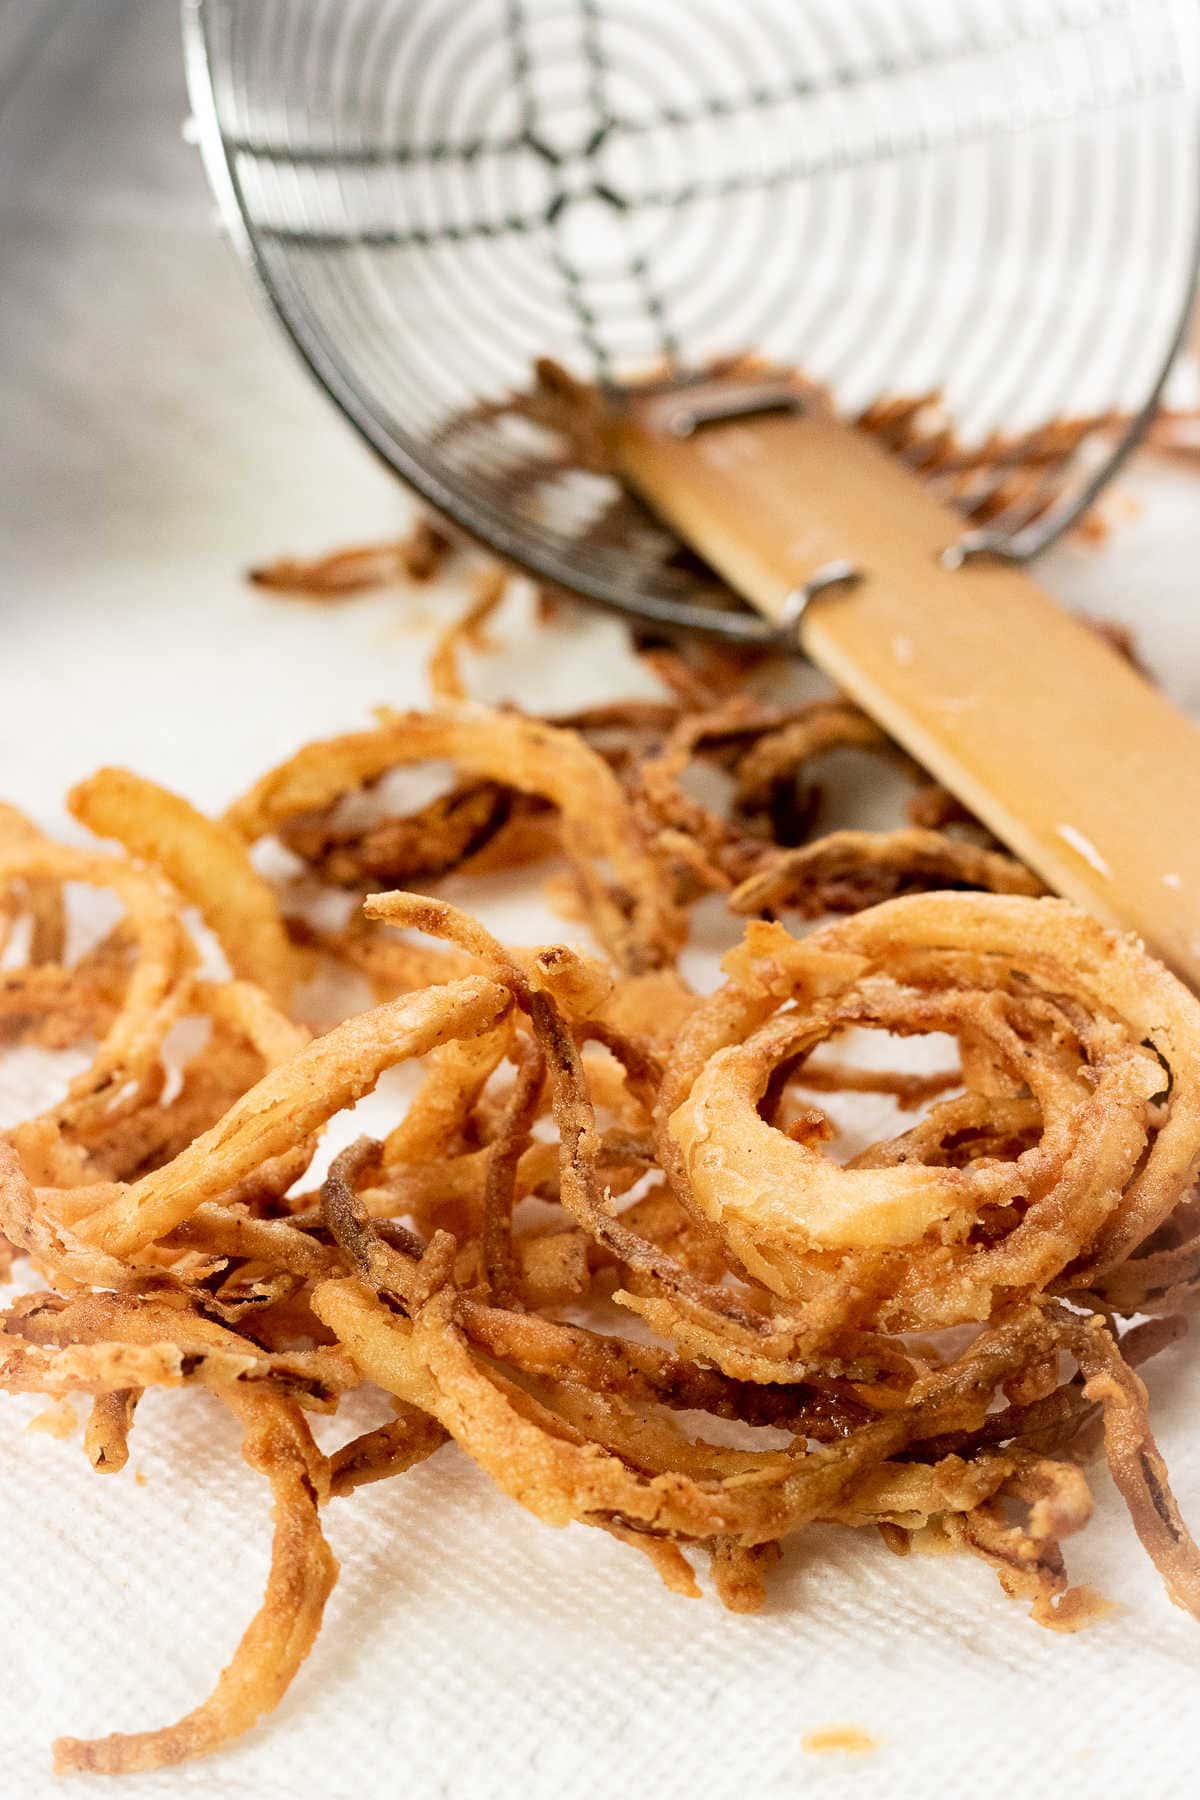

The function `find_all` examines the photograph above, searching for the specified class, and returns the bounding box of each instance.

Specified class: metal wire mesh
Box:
[185,0,1200,640]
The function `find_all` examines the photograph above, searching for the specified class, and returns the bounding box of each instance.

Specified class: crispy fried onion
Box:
[71,975,512,1258]
[2,968,309,1235]
[248,517,452,594]
[663,896,1200,1331]
[0,840,196,1172]
[311,1213,1200,1628]
[733,698,904,817]
[314,1124,1060,1542]
[53,1385,337,1774]
[225,708,684,974]
[1,1287,355,1408]
[360,894,885,1380]
[729,827,1043,918]
[8,656,1200,1782]
[69,766,299,1008]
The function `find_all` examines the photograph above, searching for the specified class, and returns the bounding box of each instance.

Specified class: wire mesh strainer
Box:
[183,0,1200,642]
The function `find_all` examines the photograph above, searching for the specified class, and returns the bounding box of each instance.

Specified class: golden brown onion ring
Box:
[729,828,1042,918]
[664,896,1200,1330]
[225,708,683,973]
[69,767,299,1008]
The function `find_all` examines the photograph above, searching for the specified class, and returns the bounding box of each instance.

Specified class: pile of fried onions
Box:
[4,591,1200,1776]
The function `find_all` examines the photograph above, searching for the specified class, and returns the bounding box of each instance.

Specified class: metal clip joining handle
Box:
[627,375,810,442]
[774,559,863,639]
[939,529,1022,571]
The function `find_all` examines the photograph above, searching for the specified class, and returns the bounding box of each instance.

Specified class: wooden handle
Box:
[612,386,1200,988]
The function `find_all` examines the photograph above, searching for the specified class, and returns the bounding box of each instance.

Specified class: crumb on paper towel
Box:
[802,1726,879,1757]
[26,1400,78,1440]
[1055,823,1112,879]
[134,1469,148,1488]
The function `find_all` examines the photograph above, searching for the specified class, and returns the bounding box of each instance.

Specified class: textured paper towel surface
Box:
[4,6,1200,1797]
[3,477,1200,1800]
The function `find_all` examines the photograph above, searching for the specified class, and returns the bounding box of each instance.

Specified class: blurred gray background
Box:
[1,0,399,571]
[0,0,444,818]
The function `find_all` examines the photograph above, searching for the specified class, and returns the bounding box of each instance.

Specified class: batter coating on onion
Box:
[664,895,1200,1332]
